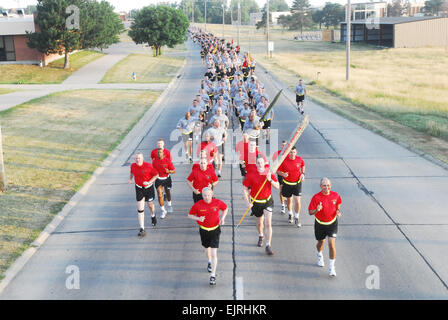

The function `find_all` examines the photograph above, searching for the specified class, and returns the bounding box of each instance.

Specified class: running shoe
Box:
[265,245,274,256]
[167,204,173,213]
[257,236,264,247]
[288,214,294,224]
[138,228,146,238]
[209,276,216,285]
[207,262,212,273]
[266,139,270,144]
[280,204,286,214]
[151,216,157,226]
[300,108,305,115]
[295,217,302,228]
[189,157,193,164]
[329,266,337,277]
[317,254,325,267]
[160,208,167,219]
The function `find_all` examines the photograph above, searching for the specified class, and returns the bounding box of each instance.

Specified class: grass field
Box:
[0,89,161,277]
[196,23,448,163]
[101,53,185,83]
[0,89,17,95]
[0,50,105,84]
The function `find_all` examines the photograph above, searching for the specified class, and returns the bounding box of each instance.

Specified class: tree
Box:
[423,0,446,15]
[312,9,325,30]
[230,0,260,25]
[255,7,273,30]
[388,0,406,17]
[322,2,344,29]
[269,0,289,12]
[27,0,84,69]
[26,0,123,69]
[290,0,312,34]
[82,0,124,51]
[129,5,189,57]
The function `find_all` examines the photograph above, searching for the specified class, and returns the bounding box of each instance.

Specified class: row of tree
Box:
[388,0,448,16]
[26,0,124,69]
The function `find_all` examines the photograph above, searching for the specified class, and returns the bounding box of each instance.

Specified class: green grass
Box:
[101,53,185,83]
[0,50,105,84]
[0,88,17,95]
[0,89,161,276]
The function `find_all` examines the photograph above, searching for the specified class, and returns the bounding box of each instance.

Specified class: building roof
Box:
[342,16,446,25]
[0,15,35,35]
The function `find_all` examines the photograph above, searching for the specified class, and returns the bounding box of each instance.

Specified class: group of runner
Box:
[128,28,341,285]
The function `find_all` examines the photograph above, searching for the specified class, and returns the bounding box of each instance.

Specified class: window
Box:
[0,36,16,61]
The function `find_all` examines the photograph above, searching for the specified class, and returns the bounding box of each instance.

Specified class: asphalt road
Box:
[1,39,447,300]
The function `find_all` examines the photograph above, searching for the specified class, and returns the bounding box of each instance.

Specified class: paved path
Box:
[0,39,447,300]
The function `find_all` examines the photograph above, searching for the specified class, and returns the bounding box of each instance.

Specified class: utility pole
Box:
[237,0,241,46]
[346,0,351,81]
[266,0,270,58]
[222,0,225,39]
[0,124,6,192]
[192,0,194,24]
[205,0,207,32]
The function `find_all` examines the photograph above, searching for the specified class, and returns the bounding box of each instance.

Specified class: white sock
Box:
[138,211,145,229]
[329,259,335,268]
[265,242,270,247]
[167,201,172,206]
[259,233,263,237]
[317,251,323,258]
[161,205,165,211]
[289,211,293,216]
[295,212,299,219]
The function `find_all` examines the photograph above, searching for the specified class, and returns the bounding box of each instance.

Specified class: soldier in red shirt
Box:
[308,177,342,277]
[129,153,159,237]
[235,132,249,177]
[242,155,279,255]
[196,131,217,168]
[188,187,228,286]
[187,157,219,203]
[243,138,267,175]
[277,146,306,227]
[152,148,175,219]
[150,138,172,162]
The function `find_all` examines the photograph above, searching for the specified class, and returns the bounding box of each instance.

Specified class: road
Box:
[1,39,447,300]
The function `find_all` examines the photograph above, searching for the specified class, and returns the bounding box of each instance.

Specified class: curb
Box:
[0,56,188,295]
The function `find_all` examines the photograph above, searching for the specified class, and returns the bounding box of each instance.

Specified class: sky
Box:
[1,0,357,13]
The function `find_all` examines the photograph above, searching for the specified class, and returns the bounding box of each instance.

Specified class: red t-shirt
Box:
[235,140,249,161]
[150,148,172,162]
[152,157,175,178]
[272,149,282,161]
[187,166,218,192]
[244,149,267,173]
[130,162,158,187]
[277,156,305,183]
[308,191,342,223]
[243,166,278,200]
[197,141,217,162]
[189,198,228,228]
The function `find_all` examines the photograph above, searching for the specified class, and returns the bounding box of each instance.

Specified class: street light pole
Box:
[237,0,241,46]
[205,0,207,32]
[266,0,270,58]
[346,0,351,81]
[222,0,225,39]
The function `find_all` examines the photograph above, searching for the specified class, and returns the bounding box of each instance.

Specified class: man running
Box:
[187,157,219,203]
[308,177,341,277]
[197,131,218,168]
[242,155,279,255]
[129,153,159,237]
[150,138,172,162]
[295,79,307,115]
[277,146,305,227]
[188,187,228,286]
[176,112,195,163]
[152,148,175,219]
[205,119,227,177]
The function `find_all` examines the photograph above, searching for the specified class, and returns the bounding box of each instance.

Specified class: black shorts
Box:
[277,175,283,186]
[193,192,203,203]
[239,163,246,177]
[263,120,271,129]
[155,176,172,190]
[200,226,221,248]
[182,132,193,142]
[314,219,338,241]
[135,185,155,202]
[251,197,274,218]
[281,181,302,198]
[296,94,305,103]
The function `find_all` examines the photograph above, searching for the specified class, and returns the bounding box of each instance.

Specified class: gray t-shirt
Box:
[206,127,226,146]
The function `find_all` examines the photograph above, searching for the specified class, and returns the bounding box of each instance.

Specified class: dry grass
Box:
[0,89,17,95]
[101,53,185,83]
[0,89,160,277]
[0,50,105,84]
